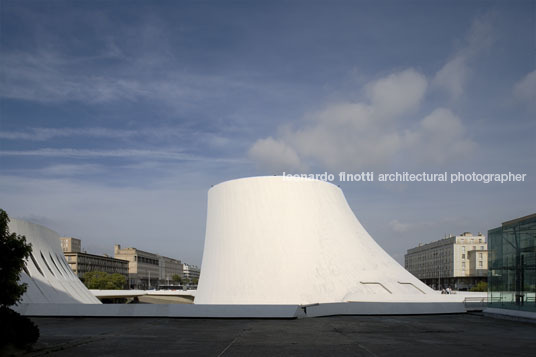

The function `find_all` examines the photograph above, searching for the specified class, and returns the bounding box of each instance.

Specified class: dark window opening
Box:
[58,253,75,277]
[30,252,44,276]
[49,253,64,277]
[23,263,31,277]
[40,251,55,277]
[55,253,69,275]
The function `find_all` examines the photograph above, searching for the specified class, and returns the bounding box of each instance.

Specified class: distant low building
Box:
[64,251,129,280]
[114,245,184,289]
[114,245,160,289]
[405,232,488,290]
[60,237,129,281]
[159,255,183,285]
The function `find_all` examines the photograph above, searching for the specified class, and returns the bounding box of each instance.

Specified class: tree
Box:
[0,209,32,307]
[470,281,488,292]
[171,274,182,284]
[0,209,40,350]
[83,271,126,290]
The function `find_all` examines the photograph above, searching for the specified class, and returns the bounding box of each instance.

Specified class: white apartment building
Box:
[182,263,200,284]
[405,232,488,290]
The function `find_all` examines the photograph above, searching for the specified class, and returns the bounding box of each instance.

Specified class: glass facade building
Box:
[488,213,536,312]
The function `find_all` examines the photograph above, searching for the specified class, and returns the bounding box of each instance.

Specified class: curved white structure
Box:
[8,219,101,304]
[196,177,455,306]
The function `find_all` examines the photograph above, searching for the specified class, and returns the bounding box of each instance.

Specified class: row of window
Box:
[136,255,159,265]
[461,252,484,259]
[461,246,485,252]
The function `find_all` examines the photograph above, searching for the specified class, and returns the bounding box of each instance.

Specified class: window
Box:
[479,261,483,267]
[462,246,466,253]
[472,246,476,250]
[480,246,484,250]
[462,262,466,270]
[479,253,482,259]
[462,254,465,259]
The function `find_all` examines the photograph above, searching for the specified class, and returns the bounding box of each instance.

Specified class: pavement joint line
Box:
[26,336,108,356]
[216,328,248,357]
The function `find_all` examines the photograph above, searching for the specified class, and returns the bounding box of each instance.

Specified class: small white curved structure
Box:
[196,177,456,306]
[8,219,101,304]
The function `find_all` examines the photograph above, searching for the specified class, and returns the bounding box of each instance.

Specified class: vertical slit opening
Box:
[29,252,44,276]
[49,253,64,277]
[40,251,55,277]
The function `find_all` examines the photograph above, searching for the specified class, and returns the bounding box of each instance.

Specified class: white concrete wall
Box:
[195,177,451,305]
[8,219,101,304]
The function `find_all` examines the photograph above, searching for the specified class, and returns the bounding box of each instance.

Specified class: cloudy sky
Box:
[1,0,534,265]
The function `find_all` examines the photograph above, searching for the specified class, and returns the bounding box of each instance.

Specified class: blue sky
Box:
[1,0,534,265]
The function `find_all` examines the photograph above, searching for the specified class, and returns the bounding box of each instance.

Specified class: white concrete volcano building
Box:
[8,219,101,304]
[196,176,456,307]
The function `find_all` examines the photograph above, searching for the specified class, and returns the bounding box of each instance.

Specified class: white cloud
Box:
[366,70,427,118]
[38,164,104,176]
[249,69,474,172]
[433,12,494,98]
[248,137,306,172]
[0,127,137,141]
[0,148,244,163]
[514,69,536,105]
[0,127,234,151]
[0,49,253,115]
[405,108,474,164]
[433,56,468,98]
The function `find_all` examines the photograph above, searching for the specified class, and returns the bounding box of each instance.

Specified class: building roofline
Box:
[64,251,129,263]
[502,213,536,227]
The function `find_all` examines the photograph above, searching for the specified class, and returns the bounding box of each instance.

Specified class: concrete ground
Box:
[22,313,536,356]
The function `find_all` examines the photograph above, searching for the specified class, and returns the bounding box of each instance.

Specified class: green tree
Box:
[0,209,40,350]
[171,274,182,284]
[83,271,126,290]
[470,281,488,292]
[0,209,32,307]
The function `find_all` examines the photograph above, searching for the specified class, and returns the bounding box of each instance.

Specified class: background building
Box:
[159,255,183,285]
[114,245,187,289]
[60,237,129,282]
[182,263,200,284]
[488,213,536,313]
[60,237,81,253]
[64,252,129,281]
[114,245,160,289]
[405,232,488,290]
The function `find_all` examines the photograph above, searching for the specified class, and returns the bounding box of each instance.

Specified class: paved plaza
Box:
[21,313,536,356]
